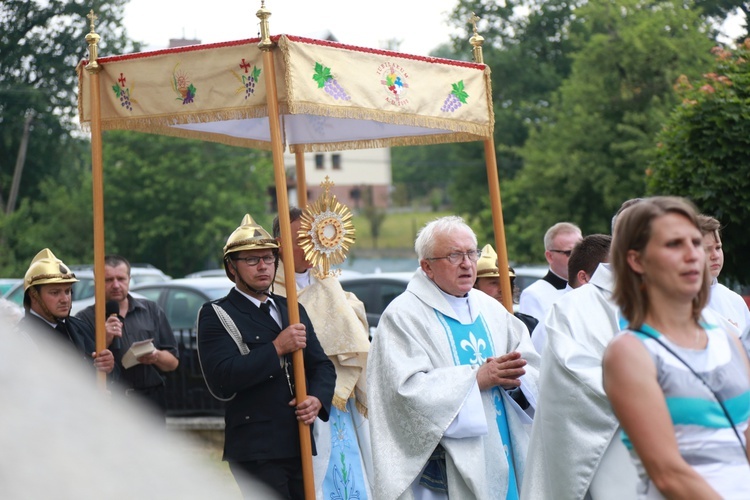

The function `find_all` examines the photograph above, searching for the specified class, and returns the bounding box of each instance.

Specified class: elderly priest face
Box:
[420,225,479,297]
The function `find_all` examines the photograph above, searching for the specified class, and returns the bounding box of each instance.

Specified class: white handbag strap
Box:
[196,303,250,402]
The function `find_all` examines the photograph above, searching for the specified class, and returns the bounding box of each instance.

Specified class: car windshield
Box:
[204,287,232,300]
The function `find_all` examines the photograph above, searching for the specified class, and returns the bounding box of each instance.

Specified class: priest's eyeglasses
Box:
[549,249,572,257]
[427,249,481,265]
[233,255,276,266]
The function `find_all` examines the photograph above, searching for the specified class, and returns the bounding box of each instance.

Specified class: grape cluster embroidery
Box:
[441,80,469,112]
[243,66,261,99]
[112,72,136,111]
[234,59,262,99]
[313,62,351,101]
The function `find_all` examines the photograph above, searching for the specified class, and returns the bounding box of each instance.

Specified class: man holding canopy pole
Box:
[197,214,335,499]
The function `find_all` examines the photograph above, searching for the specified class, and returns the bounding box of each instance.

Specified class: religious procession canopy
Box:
[77,34,494,152]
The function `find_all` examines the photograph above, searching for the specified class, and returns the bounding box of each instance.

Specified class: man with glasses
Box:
[197,214,335,499]
[519,222,582,325]
[368,216,540,499]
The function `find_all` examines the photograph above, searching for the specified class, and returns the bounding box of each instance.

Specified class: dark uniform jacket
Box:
[18,313,98,367]
[197,288,336,462]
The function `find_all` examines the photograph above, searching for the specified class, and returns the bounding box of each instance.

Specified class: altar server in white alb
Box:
[697,214,750,336]
[368,216,540,500]
[518,222,581,323]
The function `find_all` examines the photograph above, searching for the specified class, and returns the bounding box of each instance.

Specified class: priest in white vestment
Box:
[368,216,540,500]
[273,209,373,500]
[521,263,638,500]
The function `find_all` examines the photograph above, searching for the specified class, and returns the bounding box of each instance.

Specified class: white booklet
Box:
[121,338,156,369]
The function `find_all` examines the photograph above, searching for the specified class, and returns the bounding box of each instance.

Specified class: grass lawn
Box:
[351,210,452,249]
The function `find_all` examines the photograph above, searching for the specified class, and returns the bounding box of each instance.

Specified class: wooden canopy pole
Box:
[295,150,308,208]
[85,10,108,388]
[257,4,315,498]
[470,14,513,313]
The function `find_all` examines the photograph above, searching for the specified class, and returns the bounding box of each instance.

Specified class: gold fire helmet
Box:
[223,214,279,258]
[476,244,516,279]
[222,214,279,281]
[24,248,78,291]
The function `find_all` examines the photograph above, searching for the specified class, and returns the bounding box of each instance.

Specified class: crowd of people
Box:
[7,195,750,499]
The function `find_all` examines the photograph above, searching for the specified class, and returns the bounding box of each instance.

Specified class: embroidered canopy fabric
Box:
[77,35,494,152]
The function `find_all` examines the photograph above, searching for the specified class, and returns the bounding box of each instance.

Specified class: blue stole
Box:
[436,311,519,500]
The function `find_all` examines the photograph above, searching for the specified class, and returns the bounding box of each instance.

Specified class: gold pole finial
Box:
[85,9,102,73]
[469,12,485,64]
[257,0,274,51]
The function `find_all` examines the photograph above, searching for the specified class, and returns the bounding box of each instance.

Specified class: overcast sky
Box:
[123,0,464,56]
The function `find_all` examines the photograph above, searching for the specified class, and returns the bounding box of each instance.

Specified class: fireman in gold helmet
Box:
[198,214,335,499]
[17,248,114,374]
[474,244,539,335]
[222,213,281,294]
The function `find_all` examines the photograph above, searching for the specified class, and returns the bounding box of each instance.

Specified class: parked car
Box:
[339,266,548,334]
[339,272,415,334]
[183,269,227,279]
[130,277,233,332]
[3,264,171,308]
[0,278,21,296]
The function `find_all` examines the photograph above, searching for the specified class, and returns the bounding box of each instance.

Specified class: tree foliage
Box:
[648,40,750,282]
[102,132,274,277]
[473,0,715,262]
[0,0,137,206]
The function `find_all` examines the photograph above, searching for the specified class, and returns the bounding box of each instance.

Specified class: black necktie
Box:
[259,301,272,316]
[55,321,72,341]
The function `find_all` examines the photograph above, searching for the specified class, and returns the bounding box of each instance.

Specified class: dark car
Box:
[339,267,547,335]
[339,272,415,335]
[130,277,234,417]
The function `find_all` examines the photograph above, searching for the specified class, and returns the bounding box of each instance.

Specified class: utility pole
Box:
[6,112,34,215]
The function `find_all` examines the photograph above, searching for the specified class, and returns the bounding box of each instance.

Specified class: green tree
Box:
[490,0,715,262]
[0,0,137,208]
[648,40,750,282]
[101,131,274,277]
[441,0,586,229]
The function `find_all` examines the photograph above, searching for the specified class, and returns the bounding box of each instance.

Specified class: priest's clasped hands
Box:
[477,351,527,390]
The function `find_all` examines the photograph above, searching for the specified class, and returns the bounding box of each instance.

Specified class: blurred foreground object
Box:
[0,316,277,499]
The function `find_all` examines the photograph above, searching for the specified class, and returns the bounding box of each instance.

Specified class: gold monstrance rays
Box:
[298,177,355,278]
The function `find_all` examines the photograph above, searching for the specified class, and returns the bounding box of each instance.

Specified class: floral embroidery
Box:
[460,331,487,366]
[329,413,361,500]
[172,63,196,105]
[440,80,469,112]
[232,59,261,99]
[111,72,136,111]
[313,62,351,101]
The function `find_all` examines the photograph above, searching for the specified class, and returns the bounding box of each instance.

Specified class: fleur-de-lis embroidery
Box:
[460,332,486,366]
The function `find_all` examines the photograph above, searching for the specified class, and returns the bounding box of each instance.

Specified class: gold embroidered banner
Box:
[78,35,494,151]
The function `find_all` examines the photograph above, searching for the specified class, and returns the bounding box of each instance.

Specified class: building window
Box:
[332,153,341,170]
[314,154,324,170]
